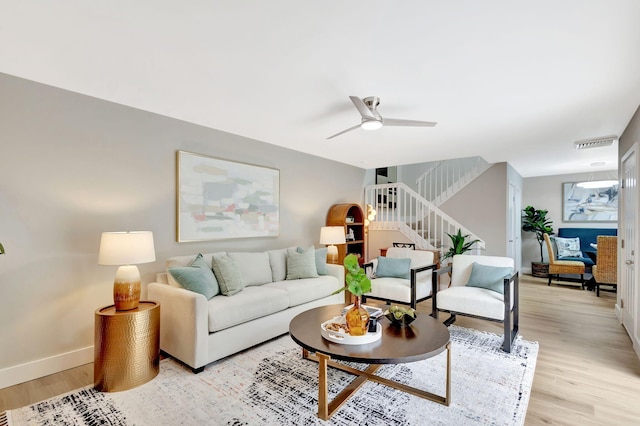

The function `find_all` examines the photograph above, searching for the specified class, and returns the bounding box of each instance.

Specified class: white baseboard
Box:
[0,346,93,389]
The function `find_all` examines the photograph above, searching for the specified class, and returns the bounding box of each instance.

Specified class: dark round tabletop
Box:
[289,304,450,364]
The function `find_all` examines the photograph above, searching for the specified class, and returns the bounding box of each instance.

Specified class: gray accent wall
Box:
[439,163,512,257]
[0,73,365,386]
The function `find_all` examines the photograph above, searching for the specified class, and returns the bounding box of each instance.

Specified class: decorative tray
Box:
[320,316,382,345]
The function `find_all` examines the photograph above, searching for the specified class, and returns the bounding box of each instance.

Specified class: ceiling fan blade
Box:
[327,123,361,140]
[349,96,377,120]
[382,118,437,127]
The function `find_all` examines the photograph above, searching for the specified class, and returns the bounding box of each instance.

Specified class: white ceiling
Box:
[2,1,638,177]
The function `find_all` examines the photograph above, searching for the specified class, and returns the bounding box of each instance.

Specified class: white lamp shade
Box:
[98,231,156,265]
[319,226,346,245]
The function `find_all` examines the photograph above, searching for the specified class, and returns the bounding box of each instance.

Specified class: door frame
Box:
[618,141,639,358]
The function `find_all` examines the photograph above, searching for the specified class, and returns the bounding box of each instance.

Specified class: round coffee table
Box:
[289,304,451,420]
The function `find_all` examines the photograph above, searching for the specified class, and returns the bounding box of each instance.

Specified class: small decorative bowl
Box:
[384,308,417,327]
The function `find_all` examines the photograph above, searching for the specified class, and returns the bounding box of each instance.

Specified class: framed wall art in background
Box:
[562,180,618,222]
[177,151,280,241]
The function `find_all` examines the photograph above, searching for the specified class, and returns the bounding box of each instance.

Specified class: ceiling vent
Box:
[574,135,618,150]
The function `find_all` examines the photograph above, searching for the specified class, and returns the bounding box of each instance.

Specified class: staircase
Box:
[365,182,485,253]
[416,156,490,206]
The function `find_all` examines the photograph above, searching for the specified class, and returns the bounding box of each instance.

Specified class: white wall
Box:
[521,170,618,268]
[0,73,366,387]
[439,163,513,257]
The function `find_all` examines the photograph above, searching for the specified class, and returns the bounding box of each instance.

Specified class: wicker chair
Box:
[592,235,617,297]
[543,233,585,287]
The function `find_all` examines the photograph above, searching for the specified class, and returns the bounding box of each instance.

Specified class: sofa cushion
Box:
[168,254,219,299]
[375,256,411,279]
[264,276,338,307]
[436,286,509,320]
[268,248,288,282]
[228,252,272,286]
[207,286,290,332]
[286,246,319,280]
[465,262,513,294]
[211,255,244,296]
[555,237,583,258]
[368,276,432,301]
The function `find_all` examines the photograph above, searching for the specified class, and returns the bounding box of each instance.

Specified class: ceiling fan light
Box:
[361,120,383,131]
[576,180,618,189]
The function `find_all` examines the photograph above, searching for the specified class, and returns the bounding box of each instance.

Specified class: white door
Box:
[620,143,638,349]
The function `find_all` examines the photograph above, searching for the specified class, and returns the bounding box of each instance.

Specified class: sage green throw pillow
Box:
[286,246,319,280]
[211,255,244,296]
[465,262,513,294]
[375,256,411,279]
[168,253,219,299]
[314,247,328,275]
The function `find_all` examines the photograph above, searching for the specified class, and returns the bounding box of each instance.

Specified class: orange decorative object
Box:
[113,277,141,311]
[345,296,370,336]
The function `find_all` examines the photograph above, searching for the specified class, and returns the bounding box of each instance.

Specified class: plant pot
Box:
[531,262,549,278]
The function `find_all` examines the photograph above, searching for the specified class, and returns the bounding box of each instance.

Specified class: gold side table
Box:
[94,301,160,392]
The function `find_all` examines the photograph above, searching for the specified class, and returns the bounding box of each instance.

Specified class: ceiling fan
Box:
[327,96,437,139]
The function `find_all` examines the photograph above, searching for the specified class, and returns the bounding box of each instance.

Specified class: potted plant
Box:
[521,205,554,277]
[332,253,372,336]
[0,243,4,254]
[442,229,481,262]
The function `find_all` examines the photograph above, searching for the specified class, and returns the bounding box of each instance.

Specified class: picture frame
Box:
[562,181,618,223]
[177,151,280,242]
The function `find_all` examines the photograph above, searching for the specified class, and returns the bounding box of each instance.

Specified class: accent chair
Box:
[431,255,519,352]
[544,233,585,288]
[592,235,618,297]
[362,247,435,309]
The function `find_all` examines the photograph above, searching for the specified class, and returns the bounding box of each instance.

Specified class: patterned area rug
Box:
[7,325,538,425]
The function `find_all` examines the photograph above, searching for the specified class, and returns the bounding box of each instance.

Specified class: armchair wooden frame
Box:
[362,263,436,309]
[431,265,520,353]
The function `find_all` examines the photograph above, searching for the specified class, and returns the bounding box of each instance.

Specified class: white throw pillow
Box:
[554,237,582,258]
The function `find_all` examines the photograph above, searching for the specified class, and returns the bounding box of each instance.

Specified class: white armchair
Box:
[431,255,519,352]
[362,247,436,309]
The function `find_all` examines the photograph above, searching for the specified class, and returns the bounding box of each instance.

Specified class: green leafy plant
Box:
[332,253,371,297]
[522,205,554,263]
[442,229,481,261]
[0,243,4,255]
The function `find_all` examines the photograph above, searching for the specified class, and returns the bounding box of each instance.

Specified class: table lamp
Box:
[320,226,346,264]
[98,231,156,311]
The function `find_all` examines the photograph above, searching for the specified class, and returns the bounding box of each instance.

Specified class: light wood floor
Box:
[1,275,639,425]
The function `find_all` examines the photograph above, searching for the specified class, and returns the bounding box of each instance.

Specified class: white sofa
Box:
[148,248,344,372]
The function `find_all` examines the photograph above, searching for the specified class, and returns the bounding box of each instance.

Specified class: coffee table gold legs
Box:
[317,353,329,420]
[302,342,452,420]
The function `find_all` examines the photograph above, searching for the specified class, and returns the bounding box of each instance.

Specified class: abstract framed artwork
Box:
[177,151,279,241]
[562,181,618,223]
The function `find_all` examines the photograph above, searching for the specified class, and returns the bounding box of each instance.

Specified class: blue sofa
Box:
[556,228,617,270]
